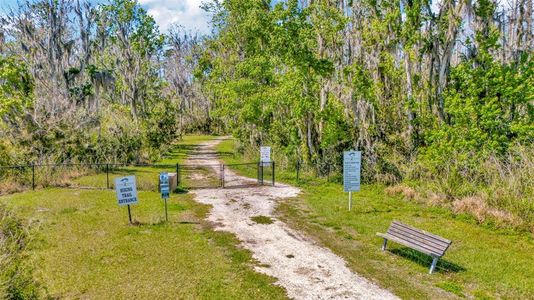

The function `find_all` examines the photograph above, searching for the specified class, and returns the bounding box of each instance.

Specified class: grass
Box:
[0,135,288,299]
[216,137,534,299]
[250,215,274,225]
[0,204,40,299]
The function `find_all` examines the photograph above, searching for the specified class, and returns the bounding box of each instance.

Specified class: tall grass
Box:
[0,205,40,299]
[396,144,534,231]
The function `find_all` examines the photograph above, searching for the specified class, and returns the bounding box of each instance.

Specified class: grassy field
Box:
[0,136,287,299]
[216,138,534,299]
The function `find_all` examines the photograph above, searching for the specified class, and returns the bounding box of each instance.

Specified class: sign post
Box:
[115,176,138,224]
[160,172,170,222]
[343,151,361,211]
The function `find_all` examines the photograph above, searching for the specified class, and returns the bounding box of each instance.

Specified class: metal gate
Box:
[176,162,275,189]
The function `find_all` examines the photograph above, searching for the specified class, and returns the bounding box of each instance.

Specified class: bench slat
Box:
[387,226,450,250]
[392,221,451,244]
[387,227,448,255]
[377,233,440,257]
[388,224,449,246]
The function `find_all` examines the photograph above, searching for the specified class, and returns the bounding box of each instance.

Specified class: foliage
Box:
[199,0,533,220]
[0,57,33,120]
[0,0,185,165]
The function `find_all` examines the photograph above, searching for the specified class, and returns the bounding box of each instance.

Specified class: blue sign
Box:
[343,151,361,192]
[160,172,170,199]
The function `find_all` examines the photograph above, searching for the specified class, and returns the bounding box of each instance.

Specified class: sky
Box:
[0,0,212,34]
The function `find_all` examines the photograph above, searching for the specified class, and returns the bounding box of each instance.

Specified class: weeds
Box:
[0,205,40,299]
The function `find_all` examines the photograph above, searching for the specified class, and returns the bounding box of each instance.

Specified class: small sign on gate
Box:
[260,146,271,166]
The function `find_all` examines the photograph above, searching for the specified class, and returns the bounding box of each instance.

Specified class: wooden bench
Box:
[377,221,452,274]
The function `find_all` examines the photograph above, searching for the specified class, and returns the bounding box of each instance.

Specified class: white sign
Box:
[260,146,271,164]
[343,151,361,192]
[160,172,170,199]
[115,176,138,206]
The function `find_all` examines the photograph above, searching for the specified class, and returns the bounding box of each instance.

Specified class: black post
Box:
[176,163,180,187]
[221,164,225,188]
[127,205,132,224]
[257,162,260,184]
[260,163,264,185]
[32,164,35,190]
[272,161,275,186]
[106,163,110,189]
[296,160,300,183]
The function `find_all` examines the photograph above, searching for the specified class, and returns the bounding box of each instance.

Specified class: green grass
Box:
[0,135,288,299]
[217,137,534,299]
[250,215,274,225]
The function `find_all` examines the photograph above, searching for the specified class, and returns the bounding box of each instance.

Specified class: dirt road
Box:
[189,138,397,299]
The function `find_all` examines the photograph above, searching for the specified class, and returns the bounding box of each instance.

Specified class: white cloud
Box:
[139,0,211,34]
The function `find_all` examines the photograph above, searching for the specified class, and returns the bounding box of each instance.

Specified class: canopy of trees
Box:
[197,0,533,226]
[0,0,209,164]
[199,0,532,180]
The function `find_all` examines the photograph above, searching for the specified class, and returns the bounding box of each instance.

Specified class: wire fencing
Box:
[0,161,277,194]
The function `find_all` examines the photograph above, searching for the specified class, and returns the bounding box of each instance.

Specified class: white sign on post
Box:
[343,151,361,210]
[260,146,271,165]
[115,176,138,206]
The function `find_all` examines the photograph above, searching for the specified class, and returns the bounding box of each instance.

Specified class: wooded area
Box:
[0,0,533,228]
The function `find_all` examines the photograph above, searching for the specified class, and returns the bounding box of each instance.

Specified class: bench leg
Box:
[381,239,388,251]
[429,256,439,274]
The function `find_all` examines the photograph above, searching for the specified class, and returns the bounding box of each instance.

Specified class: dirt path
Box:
[188,138,398,300]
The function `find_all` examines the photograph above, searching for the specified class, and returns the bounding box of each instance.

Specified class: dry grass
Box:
[390,144,534,232]
[385,185,417,200]
[0,180,25,196]
[38,167,94,188]
[387,185,528,231]
[452,196,524,230]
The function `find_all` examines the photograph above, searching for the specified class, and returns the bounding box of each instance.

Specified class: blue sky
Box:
[0,0,212,34]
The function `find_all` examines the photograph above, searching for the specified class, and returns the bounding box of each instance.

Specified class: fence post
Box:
[32,164,35,190]
[106,163,110,189]
[221,164,225,188]
[176,163,180,186]
[260,163,264,185]
[257,162,260,184]
[272,161,275,186]
[296,160,300,183]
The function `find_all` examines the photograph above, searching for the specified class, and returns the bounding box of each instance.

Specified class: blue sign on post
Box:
[343,151,361,210]
[160,172,170,222]
[160,172,170,199]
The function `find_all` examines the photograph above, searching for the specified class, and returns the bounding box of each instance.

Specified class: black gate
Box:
[176,162,275,189]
